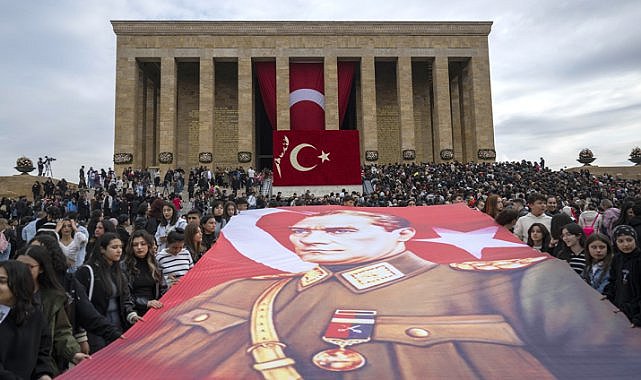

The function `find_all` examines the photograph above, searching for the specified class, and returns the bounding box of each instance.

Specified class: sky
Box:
[1,0,641,182]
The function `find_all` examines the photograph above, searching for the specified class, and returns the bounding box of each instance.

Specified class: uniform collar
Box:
[297,251,437,293]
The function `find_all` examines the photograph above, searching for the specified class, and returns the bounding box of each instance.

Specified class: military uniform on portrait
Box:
[121,252,641,379]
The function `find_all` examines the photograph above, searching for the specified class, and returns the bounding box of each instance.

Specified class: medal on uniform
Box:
[312,309,376,372]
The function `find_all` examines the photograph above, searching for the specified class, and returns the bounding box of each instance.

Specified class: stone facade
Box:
[112,21,496,172]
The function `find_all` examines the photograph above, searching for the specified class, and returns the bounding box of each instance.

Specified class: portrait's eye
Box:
[290,228,309,235]
[326,228,356,235]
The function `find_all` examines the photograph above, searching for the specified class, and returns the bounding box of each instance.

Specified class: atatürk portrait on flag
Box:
[72,206,641,379]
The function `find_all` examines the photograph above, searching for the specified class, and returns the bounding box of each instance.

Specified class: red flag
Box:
[272,130,361,186]
[290,62,325,131]
[61,205,641,380]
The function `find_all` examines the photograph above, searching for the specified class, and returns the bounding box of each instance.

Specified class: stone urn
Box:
[14,156,35,175]
[577,149,596,166]
[629,147,641,165]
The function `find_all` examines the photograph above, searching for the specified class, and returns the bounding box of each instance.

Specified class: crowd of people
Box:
[1,159,641,378]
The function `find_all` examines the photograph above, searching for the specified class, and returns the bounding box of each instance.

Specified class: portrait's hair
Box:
[308,210,412,231]
[0,260,36,326]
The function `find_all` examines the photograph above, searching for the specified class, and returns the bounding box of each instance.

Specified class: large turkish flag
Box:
[289,63,325,131]
[272,130,361,186]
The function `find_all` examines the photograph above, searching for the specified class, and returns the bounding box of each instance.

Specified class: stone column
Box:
[360,56,378,162]
[276,56,290,130]
[199,57,214,169]
[159,56,177,172]
[450,73,463,161]
[469,53,495,161]
[324,56,339,130]
[238,56,254,166]
[432,55,453,162]
[113,57,138,172]
[397,56,415,161]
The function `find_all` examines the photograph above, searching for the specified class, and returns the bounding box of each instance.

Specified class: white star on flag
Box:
[414,226,526,259]
[318,150,330,163]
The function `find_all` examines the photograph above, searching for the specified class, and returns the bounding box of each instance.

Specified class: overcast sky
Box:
[1,0,640,181]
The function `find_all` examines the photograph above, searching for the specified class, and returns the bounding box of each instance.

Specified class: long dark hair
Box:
[30,233,68,276]
[19,245,64,292]
[0,260,36,326]
[583,233,613,286]
[159,201,178,227]
[184,222,203,263]
[87,232,126,298]
[123,230,162,282]
[527,223,551,252]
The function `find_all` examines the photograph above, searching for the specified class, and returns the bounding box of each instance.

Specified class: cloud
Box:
[1,0,640,181]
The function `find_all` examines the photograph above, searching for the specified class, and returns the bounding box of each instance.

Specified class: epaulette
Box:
[250,273,299,280]
[449,256,547,271]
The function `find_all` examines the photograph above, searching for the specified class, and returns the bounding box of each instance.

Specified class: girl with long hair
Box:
[582,233,613,294]
[223,200,238,223]
[85,219,116,264]
[201,201,226,251]
[526,223,551,253]
[75,233,140,353]
[483,195,503,219]
[0,260,54,379]
[56,218,88,270]
[17,246,90,374]
[155,201,187,251]
[122,230,165,316]
[184,222,205,263]
[557,223,587,275]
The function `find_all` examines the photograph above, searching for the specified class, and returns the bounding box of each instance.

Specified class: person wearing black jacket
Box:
[121,230,166,316]
[27,234,122,354]
[0,260,54,380]
[75,233,140,353]
[606,225,641,326]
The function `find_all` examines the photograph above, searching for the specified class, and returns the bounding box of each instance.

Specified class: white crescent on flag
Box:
[289,88,325,110]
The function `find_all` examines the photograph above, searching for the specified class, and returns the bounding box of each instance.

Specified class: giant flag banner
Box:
[272,130,361,186]
[289,62,325,131]
[63,205,641,379]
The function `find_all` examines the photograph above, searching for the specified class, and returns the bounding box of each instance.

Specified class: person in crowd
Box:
[85,219,116,263]
[145,198,165,236]
[122,230,165,317]
[526,223,551,253]
[549,213,574,257]
[545,196,559,216]
[482,194,503,218]
[116,214,131,247]
[612,198,636,231]
[185,209,201,226]
[133,202,149,231]
[16,246,90,374]
[494,209,519,231]
[56,218,88,270]
[578,202,602,236]
[200,211,225,252]
[75,233,141,353]
[0,260,55,380]
[35,206,60,237]
[0,218,12,261]
[627,198,641,239]
[31,233,122,356]
[606,225,641,327]
[556,223,587,275]
[582,233,613,294]
[155,201,187,252]
[184,222,205,264]
[22,211,46,246]
[599,198,620,239]
[156,230,193,288]
[513,193,552,242]
[223,201,238,223]
[86,210,103,241]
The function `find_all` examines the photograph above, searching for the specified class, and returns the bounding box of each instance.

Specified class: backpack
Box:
[582,214,599,237]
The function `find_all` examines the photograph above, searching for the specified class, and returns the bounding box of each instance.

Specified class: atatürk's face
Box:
[288,214,415,265]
